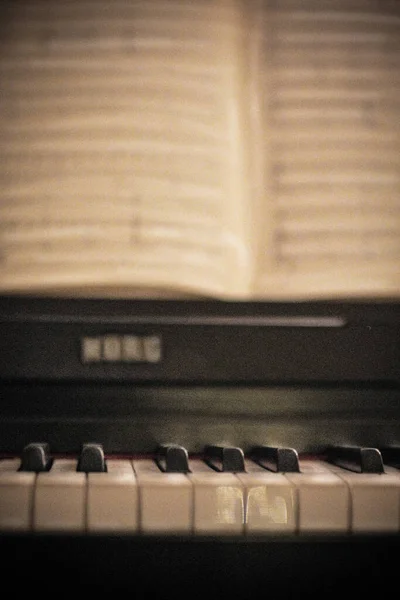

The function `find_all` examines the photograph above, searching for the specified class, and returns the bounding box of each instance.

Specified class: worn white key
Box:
[87,460,138,532]
[34,459,86,532]
[285,460,350,533]
[189,460,244,534]
[0,459,35,531]
[237,461,296,533]
[327,462,400,532]
[133,459,192,534]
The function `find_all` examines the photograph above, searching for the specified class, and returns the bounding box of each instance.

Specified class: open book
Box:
[1,0,399,300]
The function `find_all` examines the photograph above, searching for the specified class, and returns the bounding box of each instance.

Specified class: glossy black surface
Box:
[77,443,106,473]
[19,443,52,473]
[327,446,385,473]
[204,445,245,472]
[156,444,190,473]
[251,446,300,473]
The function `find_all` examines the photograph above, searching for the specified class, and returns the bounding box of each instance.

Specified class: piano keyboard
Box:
[2,443,400,535]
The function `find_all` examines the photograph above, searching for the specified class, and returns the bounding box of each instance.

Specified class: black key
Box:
[19,442,52,472]
[204,445,245,472]
[251,446,300,473]
[327,446,384,473]
[380,447,400,469]
[77,443,107,473]
[156,444,190,473]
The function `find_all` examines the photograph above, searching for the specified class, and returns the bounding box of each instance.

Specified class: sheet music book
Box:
[0,0,399,300]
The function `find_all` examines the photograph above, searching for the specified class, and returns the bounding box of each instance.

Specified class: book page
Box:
[253,0,400,299]
[0,0,253,299]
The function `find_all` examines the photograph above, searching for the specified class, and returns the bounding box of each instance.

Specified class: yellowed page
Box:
[0,0,253,299]
[253,0,400,299]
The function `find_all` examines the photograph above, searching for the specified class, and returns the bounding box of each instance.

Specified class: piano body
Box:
[0,294,400,591]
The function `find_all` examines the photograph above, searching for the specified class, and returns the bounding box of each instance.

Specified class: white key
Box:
[285,460,350,533]
[34,459,86,532]
[327,463,400,532]
[189,460,244,535]
[237,461,296,533]
[0,459,35,531]
[87,460,138,532]
[133,459,192,534]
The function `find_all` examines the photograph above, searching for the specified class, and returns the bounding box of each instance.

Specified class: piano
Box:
[1,294,400,592]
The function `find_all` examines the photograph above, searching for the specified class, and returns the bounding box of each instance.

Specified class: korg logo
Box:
[81,334,162,364]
